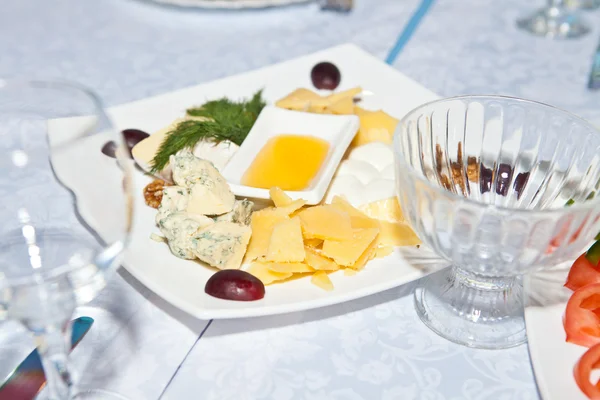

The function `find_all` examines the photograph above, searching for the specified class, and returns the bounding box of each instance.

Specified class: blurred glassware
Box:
[566,0,600,9]
[394,95,600,349]
[0,80,133,399]
[588,36,600,90]
[320,0,353,12]
[517,0,590,39]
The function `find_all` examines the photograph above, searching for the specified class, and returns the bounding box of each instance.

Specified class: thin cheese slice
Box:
[267,262,313,273]
[278,199,307,216]
[352,109,398,147]
[374,246,394,259]
[311,270,334,291]
[247,262,293,285]
[350,232,380,271]
[359,197,405,223]
[344,268,358,276]
[299,205,352,241]
[305,247,340,271]
[331,196,380,229]
[304,238,323,248]
[269,187,293,207]
[265,217,305,262]
[322,228,379,266]
[244,208,288,262]
[378,221,421,247]
[327,96,354,115]
[326,87,362,105]
[275,88,329,111]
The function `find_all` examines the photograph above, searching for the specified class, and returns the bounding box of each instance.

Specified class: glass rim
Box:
[393,94,600,216]
[0,78,106,111]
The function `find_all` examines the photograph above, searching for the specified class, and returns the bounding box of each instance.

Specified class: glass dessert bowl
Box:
[394,95,600,349]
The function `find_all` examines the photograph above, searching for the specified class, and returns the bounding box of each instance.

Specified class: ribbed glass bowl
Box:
[394,95,600,349]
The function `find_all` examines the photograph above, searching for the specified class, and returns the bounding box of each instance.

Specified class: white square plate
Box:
[222,106,359,204]
[50,44,441,319]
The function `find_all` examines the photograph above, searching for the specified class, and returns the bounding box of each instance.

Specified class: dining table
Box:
[1,0,599,399]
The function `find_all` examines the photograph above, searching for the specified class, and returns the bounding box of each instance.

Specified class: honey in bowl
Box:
[241,134,330,191]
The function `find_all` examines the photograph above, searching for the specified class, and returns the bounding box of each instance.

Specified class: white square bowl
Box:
[221,106,359,204]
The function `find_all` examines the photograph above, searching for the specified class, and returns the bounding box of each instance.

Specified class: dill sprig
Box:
[150,90,266,173]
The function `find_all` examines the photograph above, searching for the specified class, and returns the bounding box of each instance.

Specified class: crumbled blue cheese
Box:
[154,150,253,269]
[192,221,252,270]
[215,199,254,226]
[156,185,190,224]
[158,212,214,259]
[171,149,235,215]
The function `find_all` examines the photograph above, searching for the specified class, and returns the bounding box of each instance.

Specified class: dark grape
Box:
[311,62,341,90]
[205,270,265,301]
[101,141,117,158]
[122,129,150,157]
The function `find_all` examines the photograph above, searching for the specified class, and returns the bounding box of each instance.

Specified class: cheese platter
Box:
[48,44,443,319]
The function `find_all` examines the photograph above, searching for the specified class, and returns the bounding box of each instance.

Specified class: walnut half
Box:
[143,179,170,209]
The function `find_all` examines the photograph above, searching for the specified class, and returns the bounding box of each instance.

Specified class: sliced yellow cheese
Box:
[326,87,362,105]
[299,205,353,241]
[374,246,394,259]
[278,199,307,216]
[304,238,323,248]
[359,197,405,223]
[267,262,313,273]
[344,268,358,276]
[327,96,354,115]
[265,217,305,262]
[311,270,334,291]
[350,236,379,271]
[331,196,380,230]
[245,208,288,262]
[378,221,421,247]
[322,228,380,266]
[304,247,340,271]
[353,106,370,116]
[269,187,293,207]
[247,262,293,285]
[352,109,399,147]
[275,88,329,111]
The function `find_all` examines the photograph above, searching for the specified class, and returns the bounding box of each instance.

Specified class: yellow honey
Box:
[242,134,329,191]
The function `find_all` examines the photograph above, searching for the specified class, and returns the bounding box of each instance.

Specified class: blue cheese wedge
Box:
[158,212,214,259]
[192,221,252,270]
[156,185,190,224]
[215,199,254,226]
[171,150,235,216]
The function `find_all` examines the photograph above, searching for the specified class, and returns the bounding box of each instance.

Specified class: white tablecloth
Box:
[1,0,598,398]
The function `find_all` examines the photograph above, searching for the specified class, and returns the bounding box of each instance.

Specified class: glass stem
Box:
[453,267,516,291]
[34,321,74,400]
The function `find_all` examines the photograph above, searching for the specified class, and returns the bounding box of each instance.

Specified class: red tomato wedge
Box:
[574,343,600,399]
[564,283,600,348]
[566,254,600,291]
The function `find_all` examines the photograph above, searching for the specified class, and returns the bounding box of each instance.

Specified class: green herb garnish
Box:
[150,90,266,172]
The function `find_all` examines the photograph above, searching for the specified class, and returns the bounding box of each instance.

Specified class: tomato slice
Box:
[566,254,600,291]
[564,283,600,347]
[574,343,600,399]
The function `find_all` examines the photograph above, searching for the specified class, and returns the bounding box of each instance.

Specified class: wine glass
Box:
[0,80,133,399]
[394,95,600,349]
[517,0,590,39]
